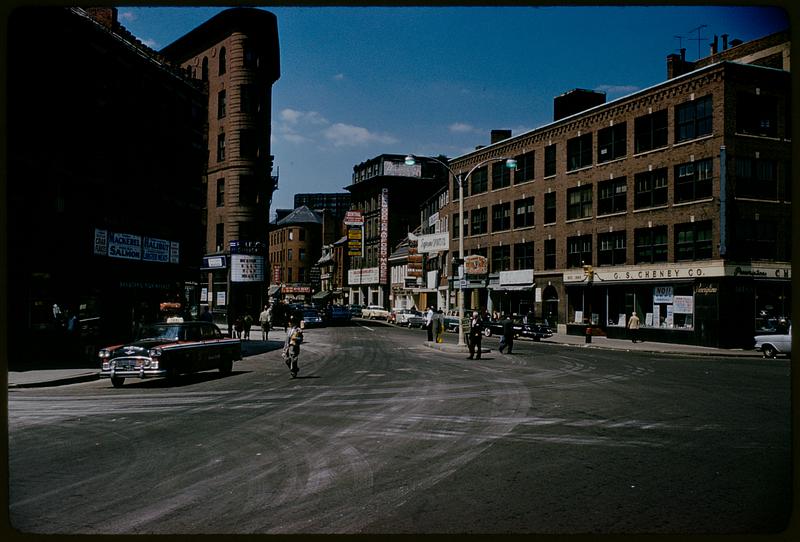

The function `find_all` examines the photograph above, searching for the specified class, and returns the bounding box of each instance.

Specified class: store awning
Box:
[489,285,533,291]
[268,285,281,296]
[312,290,333,300]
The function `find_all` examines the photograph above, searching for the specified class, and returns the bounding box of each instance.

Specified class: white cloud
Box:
[323,123,398,147]
[449,122,480,134]
[279,108,327,126]
[333,73,346,81]
[595,84,641,97]
[118,11,137,23]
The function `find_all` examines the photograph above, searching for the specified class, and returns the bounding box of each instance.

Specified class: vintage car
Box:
[348,304,363,318]
[302,308,324,327]
[754,325,792,358]
[324,305,352,324]
[482,318,553,341]
[406,313,427,328]
[391,308,422,326]
[362,305,390,320]
[99,322,241,387]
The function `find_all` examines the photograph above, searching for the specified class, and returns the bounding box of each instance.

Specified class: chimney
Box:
[491,129,512,144]
[722,34,729,50]
[711,35,718,55]
[86,7,118,29]
[553,89,606,121]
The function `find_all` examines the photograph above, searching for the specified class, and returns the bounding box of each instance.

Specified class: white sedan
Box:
[754,326,791,358]
[362,305,390,320]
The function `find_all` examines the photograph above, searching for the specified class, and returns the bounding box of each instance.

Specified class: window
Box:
[299,228,306,241]
[240,84,259,114]
[597,123,627,162]
[675,220,713,261]
[470,208,488,235]
[634,226,668,263]
[201,57,209,82]
[452,213,460,239]
[544,239,556,269]
[289,229,294,241]
[735,219,777,260]
[567,185,593,220]
[737,92,778,137]
[567,133,592,171]
[544,144,557,177]
[216,178,225,207]
[492,202,511,232]
[299,248,306,262]
[287,249,293,261]
[219,47,227,75]
[514,150,535,184]
[597,178,627,215]
[567,235,592,268]
[514,242,534,270]
[598,231,626,266]
[452,176,463,199]
[514,197,535,228]
[491,162,511,190]
[240,129,258,159]
[634,168,668,209]
[287,268,292,282]
[217,133,225,162]
[217,90,226,118]
[215,223,224,250]
[239,175,257,206]
[544,192,557,224]
[675,158,712,202]
[634,110,668,153]
[734,157,778,200]
[243,40,258,69]
[675,95,713,142]
[491,245,511,273]
[470,167,488,195]
[298,267,306,282]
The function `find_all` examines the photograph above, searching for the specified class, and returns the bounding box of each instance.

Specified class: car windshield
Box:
[137,324,181,341]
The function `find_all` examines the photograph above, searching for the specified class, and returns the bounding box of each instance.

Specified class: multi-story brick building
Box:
[7,7,207,359]
[268,206,325,303]
[442,30,791,348]
[160,7,280,323]
[345,154,447,308]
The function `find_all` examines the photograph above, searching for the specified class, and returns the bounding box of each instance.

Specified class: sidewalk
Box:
[8,329,763,389]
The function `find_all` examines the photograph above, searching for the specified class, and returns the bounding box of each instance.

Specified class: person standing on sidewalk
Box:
[434,308,445,343]
[627,312,641,343]
[467,310,484,359]
[498,313,514,354]
[259,304,271,340]
[425,306,435,342]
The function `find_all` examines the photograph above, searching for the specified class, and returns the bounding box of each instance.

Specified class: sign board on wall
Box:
[108,232,142,260]
[379,188,389,283]
[94,228,179,264]
[418,232,449,253]
[464,255,488,276]
[348,267,379,285]
[231,254,265,282]
[344,210,364,226]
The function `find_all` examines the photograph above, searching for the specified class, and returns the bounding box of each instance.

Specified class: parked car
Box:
[392,308,421,326]
[325,305,352,324]
[348,304,363,318]
[406,313,427,328]
[98,322,241,388]
[754,326,792,358]
[362,305,390,320]
[302,308,324,327]
[481,317,553,341]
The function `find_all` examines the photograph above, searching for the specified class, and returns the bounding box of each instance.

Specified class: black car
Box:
[482,318,553,341]
[98,322,241,387]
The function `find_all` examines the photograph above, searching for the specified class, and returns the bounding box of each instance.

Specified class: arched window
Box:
[219,47,226,75]
[201,57,209,82]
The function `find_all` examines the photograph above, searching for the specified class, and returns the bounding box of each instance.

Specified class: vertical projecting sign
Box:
[379,188,389,283]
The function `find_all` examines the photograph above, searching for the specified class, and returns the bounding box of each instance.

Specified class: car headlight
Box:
[98,349,111,359]
[148,347,162,358]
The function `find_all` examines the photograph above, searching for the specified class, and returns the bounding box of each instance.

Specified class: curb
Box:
[8,372,100,389]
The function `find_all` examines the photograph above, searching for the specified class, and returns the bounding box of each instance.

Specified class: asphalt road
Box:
[7,321,792,535]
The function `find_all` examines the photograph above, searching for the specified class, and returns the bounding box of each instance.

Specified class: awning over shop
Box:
[312,290,333,301]
[489,285,533,291]
[268,285,281,296]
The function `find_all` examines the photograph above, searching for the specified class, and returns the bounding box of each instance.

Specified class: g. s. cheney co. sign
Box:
[564,263,725,283]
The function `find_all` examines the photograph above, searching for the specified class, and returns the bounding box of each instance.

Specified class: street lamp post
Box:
[405,154,517,348]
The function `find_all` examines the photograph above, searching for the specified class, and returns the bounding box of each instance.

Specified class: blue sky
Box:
[118,4,790,217]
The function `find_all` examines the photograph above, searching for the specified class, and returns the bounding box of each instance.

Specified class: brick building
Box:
[345,154,447,308]
[7,7,207,360]
[442,30,791,348]
[268,206,327,303]
[160,7,280,324]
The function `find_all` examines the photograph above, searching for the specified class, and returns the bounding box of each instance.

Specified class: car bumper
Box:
[99,368,167,379]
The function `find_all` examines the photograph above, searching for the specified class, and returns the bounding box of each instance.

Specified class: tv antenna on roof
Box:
[688,24,708,59]
[674,35,686,52]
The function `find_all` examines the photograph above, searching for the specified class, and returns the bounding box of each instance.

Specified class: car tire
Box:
[166,367,180,383]
[219,359,233,375]
[533,336,541,342]
[484,328,492,338]
[110,376,125,388]
[763,344,778,358]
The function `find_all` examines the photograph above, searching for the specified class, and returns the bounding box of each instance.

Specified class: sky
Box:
[117,3,791,218]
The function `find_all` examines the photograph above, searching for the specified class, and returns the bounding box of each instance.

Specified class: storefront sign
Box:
[108,232,142,260]
[673,296,694,314]
[418,232,449,253]
[347,226,363,257]
[500,269,534,286]
[200,288,208,302]
[464,255,488,276]
[564,262,726,283]
[231,254,264,282]
[216,291,226,306]
[202,255,227,270]
[730,264,791,279]
[94,228,107,256]
[344,210,364,226]
[143,237,171,263]
[653,286,673,304]
[348,267,379,285]
[379,188,389,284]
[282,286,312,294]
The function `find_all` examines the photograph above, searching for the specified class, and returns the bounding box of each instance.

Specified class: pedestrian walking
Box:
[434,308,445,343]
[282,315,303,378]
[425,306,435,342]
[498,313,515,354]
[627,312,641,343]
[259,304,271,340]
[467,310,484,359]
[243,313,253,340]
[199,306,213,322]
[233,316,243,339]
